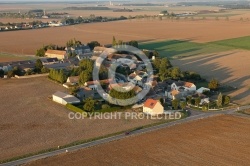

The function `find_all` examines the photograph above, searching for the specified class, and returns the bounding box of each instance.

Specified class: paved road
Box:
[1,106,250,166]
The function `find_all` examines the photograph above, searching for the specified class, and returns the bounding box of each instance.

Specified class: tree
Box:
[195,97,201,106]
[112,36,117,46]
[87,41,100,50]
[171,67,181,80]
[58,69,67,83]
[66,38,81,47]
[36,47,45,57]
[223,95,230,106]
[35,59,43,73]
[217,93,223,108]
[83,98,95,112]
[41,66,50,73]
[172,99,179,110]
[79,71,91,85]
[160,98,164,105]
[69,87,79,96]
[180,101,186,110]
[186,96,192,105]
[128,40,139,48]
[0,69,4,78]
[208,78,219,90]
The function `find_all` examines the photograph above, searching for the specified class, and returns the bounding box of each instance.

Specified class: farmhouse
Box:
[52,91,80,105]
[171,81,196,92]
[143,99,164,116]
[45,49,68,59]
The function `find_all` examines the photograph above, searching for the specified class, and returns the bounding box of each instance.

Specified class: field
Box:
[140,40,233,58]
[1,19,250,55]
[25,115,250,166]
[0,77,163,161]
[171,50,250,105]
[0,53,32,62]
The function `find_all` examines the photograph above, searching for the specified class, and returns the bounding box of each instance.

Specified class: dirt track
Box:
[25,115,250,166]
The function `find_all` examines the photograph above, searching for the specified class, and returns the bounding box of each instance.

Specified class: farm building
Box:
[45,49,68,59]
[52,91,80,105]
[143,99,164,116]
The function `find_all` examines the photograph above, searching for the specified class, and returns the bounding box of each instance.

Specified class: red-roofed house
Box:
[143,99,164,115]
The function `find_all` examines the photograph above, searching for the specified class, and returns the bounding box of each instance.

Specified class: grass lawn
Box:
[139,40,233,59]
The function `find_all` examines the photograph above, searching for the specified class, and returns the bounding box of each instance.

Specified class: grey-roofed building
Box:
[52,91,80,105]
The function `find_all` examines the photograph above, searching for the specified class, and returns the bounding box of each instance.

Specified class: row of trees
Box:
[49,69,67,83]
[112,36,139,48]
[170,93,230,111]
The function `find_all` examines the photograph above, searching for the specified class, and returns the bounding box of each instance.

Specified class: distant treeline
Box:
[178,1,250,9]
[64,7,111,10]
[122,3,164,6]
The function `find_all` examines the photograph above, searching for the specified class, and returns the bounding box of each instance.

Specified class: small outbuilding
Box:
[52,91,80,105]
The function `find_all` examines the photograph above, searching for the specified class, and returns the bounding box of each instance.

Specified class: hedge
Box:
[66,104,88,117]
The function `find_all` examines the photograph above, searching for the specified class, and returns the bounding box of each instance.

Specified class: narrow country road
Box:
[1,106,250,166]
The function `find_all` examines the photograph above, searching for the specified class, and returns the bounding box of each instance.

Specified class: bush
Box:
[101,104,110,109]
[66,104,87,117]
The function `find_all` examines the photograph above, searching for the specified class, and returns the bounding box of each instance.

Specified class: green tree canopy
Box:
[83,98,96,112]
[208,78,219,90]
[172,99,179,110]
[87,41,101,50]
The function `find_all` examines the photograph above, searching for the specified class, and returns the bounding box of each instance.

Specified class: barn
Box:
[52,91,80,105]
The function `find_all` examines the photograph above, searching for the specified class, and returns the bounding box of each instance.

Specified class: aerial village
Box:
[0,38,230,116]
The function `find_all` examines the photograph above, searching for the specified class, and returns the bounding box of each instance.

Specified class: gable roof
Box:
[171,90,180,96]
[67,76,79,83]
[46,49,66,56]
[184,82,195,88]
[144,99,159,109]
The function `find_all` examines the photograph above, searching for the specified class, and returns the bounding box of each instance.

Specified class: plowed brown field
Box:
[1,20,250,55]
[171,50,250,105]
[25,115,250,166]
[0,77,162,161]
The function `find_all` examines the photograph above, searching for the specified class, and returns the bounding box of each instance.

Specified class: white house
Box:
[143,99,164,116]
[52,91,80,105]
[197,87,210,94]
[171,81,196,92]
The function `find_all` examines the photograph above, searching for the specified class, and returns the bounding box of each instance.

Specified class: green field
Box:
[139,40,233,58]
[139,36,250,59]
[209,36,250,50]
[0,53,34,62]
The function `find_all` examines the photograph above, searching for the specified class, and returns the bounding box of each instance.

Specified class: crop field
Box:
[0,77,164,161]
[139,40,233,58]
[1,19,250,55]
[25,115,250,166]
[210,36,250,50]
